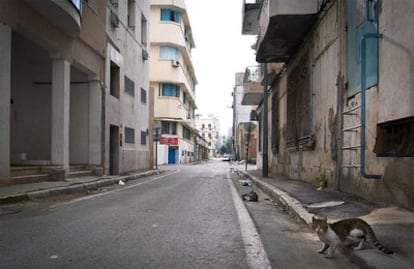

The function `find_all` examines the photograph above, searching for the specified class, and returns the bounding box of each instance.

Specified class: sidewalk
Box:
[0,169,163,204]
[233,163,414,269]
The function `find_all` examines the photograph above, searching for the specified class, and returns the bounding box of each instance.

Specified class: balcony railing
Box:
[242,66,263,105]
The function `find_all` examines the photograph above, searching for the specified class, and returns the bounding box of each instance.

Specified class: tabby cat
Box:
[312,217,393,258]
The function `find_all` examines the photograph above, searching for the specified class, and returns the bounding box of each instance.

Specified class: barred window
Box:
[124,127,135,144]
[140,131,147,145]
[141,88,147,104]
[124,76,135,96]
[287,52,312,147]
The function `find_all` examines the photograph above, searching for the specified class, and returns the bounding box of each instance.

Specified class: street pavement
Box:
[1,160,413,268]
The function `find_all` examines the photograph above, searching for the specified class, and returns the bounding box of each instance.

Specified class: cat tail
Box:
[367,229,394,254]
[373,240,394,254]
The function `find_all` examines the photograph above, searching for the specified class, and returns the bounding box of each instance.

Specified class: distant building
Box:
[150,0,198,165]
[195,114,220,157]
[232,72,257,160]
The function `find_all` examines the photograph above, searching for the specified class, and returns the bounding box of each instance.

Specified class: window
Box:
[160,46,179,61]
[110,61,120,98]
[124,76,135,96]
[182,92,187,104]
[374,116,414,157]
[162,121,177,135]
[141,14,147,46]
[202,124,205,129]
[140,131,147,145]
[159,83,180,97]
[346,0,379,96]
[160,9,181,23]
[183,126,191,140]
[287,52,312,148]
[127,0,136,28]
[141,88,147,104]
[124,127,135,144]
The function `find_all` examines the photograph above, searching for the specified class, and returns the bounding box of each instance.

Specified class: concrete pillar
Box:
[0,24,11,179]
[88,78,102,165]
[51,58,70,175]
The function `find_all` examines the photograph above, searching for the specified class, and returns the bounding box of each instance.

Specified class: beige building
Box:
[0,0,151,183]
[242,0,414,210]
[150,0,198,165]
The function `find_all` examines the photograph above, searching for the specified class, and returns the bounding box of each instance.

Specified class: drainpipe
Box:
[262,63,268,177]
[360,32,382,179]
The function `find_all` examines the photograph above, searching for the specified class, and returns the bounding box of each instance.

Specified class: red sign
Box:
[159,136,178,145]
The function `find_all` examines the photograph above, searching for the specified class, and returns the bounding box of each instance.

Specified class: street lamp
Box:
[153,123,162,169]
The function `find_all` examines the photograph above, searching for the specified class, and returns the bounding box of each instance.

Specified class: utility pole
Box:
[262,63,268,177]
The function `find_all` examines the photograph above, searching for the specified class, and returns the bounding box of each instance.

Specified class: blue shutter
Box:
[346,0,379,96]
[160,9,171,21]
[175,11,181,23]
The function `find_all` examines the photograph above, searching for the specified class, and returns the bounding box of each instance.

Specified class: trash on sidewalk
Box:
[242,191,258,202]
[240,179,253,186]
[118,180,125,185]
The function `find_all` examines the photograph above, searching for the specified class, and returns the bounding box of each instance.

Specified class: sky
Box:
[185,0,257,136]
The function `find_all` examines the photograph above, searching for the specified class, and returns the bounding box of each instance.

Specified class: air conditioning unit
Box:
[142,48,149,61]
[171,60,179,67]
[111,10,119,28]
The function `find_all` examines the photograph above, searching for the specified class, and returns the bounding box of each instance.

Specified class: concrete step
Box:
[68,170,94,178]
[8,174,51,185]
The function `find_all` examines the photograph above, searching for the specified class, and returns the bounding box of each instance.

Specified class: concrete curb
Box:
[237,169,314,225]
[0,170,161,204]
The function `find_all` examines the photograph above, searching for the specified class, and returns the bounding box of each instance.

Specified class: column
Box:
[0,24,11,179]
[88,77,102,165]
[51,58,70,175]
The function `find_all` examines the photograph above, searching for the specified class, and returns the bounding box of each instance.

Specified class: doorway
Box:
[168,148,176,164]
[109,125,119,175]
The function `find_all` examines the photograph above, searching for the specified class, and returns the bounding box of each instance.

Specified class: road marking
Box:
[53,169,180,207]
[227,170,272,269]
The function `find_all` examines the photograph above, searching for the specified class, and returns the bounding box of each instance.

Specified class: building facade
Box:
[150,0,198,165]
[242,0,414,210]
[105,0,152,175]
[0,0,152,183]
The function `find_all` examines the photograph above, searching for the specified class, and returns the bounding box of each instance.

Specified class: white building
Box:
[195,114,220,157]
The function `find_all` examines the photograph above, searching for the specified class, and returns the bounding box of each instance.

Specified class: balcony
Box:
[254,0,318,62]
[241,66,263,105]
[242,0,261,35]
[25,0,81,37]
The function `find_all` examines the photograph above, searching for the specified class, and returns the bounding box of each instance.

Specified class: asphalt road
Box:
[1,161,358,269]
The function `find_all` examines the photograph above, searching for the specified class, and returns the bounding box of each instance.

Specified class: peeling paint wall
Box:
[267,1,414,210]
